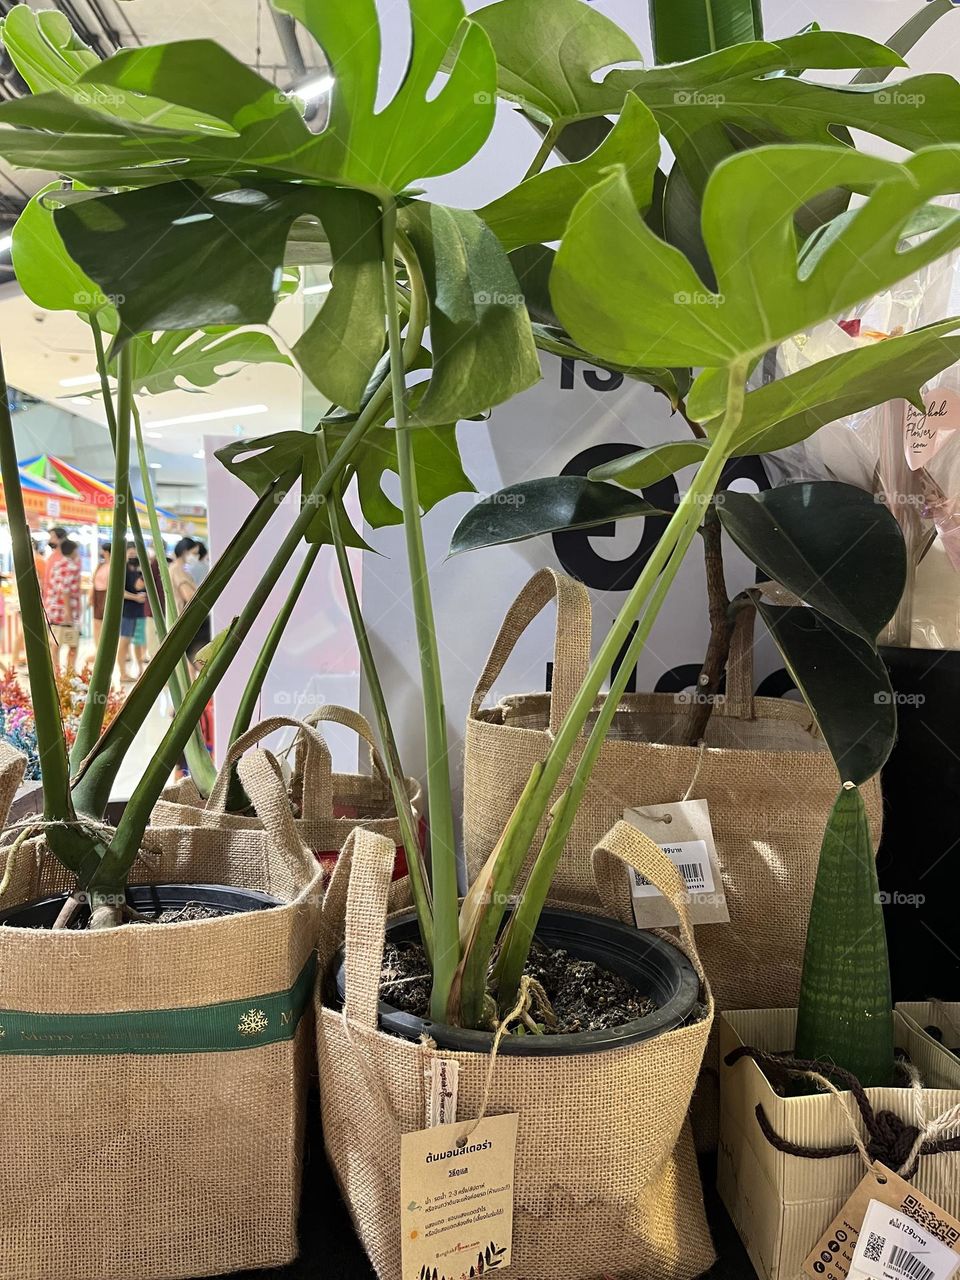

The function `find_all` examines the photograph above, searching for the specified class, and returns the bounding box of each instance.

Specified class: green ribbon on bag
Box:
[0,952,316,1056]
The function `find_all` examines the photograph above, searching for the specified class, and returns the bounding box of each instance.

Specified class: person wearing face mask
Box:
[170,537,212,674]
[117,543,147,681]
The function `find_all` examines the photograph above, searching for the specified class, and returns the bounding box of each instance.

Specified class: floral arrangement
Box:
[0,665,123,778]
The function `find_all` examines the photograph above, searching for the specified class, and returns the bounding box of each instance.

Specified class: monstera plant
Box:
[0,0,958,1081]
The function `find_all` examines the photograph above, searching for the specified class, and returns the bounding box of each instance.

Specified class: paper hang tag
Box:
[904,388,960,471]
[425,1057,460,1128]
[801,1163,960,1280]
[400,1112,518,1280]
[624,798,730,928]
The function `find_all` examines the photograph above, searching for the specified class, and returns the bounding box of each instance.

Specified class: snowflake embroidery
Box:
[0,1023,5,1039]
[237,1008,269,1038]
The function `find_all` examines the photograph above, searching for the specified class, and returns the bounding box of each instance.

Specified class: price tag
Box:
[801,1164,960,1280]
[400,1113,518,1280]
[904,387,960,470]
[850,1198,960,1280]
[624,798,729,928]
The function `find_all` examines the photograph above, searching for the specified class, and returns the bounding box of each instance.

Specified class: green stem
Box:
[97,392,390,885]
[229,538,322,745]
[320,429,435,963]
[70,333,132,775]
[465,358,750,1023]
[132,402,216,794]
[70,471,297,818]
[383,199,459,1021]
[523,123,562,180]
[0,345,80,866]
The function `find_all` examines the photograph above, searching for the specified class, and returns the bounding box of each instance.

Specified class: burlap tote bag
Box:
[0,741,323,1280]
[153,707,421,877]
[464,567,882,1020]
[316,819,716,1280]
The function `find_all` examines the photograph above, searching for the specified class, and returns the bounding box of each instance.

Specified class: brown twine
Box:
[340,976,537,1141]
[632,741,708,825]
[725,1045,960,1179]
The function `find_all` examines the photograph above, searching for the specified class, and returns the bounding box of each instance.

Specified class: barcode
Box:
[865,1232,886,1264]
[889,1245,934,1280]
[635,861,707,891]
[677,861,707,890]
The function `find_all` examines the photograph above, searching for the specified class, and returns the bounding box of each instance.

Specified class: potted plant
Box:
[6,0,960,1276]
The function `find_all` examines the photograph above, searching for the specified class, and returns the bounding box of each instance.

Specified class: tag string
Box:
[632,740,707,823]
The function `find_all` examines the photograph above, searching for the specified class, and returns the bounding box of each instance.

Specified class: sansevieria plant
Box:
[0,0,955,1080]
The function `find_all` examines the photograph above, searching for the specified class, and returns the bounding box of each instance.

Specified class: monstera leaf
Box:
[216,420,475,534]
[120,328,292,397]
[54,180,384,410]
[552,147,960,370]
[718,484,906,645]
[479,94,659,252]
[0,5,97,91]
[687,320,960,456]
[0,0,497,198]
[588,441,709,489]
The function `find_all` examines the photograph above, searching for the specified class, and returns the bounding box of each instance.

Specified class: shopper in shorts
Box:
[118,544,147,682]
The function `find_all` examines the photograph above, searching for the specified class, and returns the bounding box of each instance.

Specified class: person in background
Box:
[170,536,211,674]
[46,526,67,559]
[117,543,147,682]
[188,541,210,586]
[90,542,110,643]
[44,536,81,673]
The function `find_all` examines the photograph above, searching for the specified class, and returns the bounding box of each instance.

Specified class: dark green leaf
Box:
[507,245,558,327]
[795,785,894,1086]
[649,0,762,65]
[719,483,906,643]
[589,441,709,488]
[852,0,958,86]
[400,202,540,426]
[530,325,685,406]
[689,320,960,457]
[480,94,659,251]
[755,601,897,785]
[450,476,666,555]
[551,149,960,369]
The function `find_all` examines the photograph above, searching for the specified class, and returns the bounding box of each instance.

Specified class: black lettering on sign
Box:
[558,358,624,393]
[552,443,677,593]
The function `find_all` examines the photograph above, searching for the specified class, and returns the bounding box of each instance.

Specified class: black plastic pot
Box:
[879,645,960,999]
[0,883,281,929]
[335,906,701,1056]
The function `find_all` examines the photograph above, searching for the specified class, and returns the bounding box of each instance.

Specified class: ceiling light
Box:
[0,233,12,255]
[292,73,334,103]
[68,395,94,406]
[145,404,269,428]
[144,430,163,439]
[59,373,102,388]
[148,462,162,469]
[303,282,333,296]
[193,449,206,459]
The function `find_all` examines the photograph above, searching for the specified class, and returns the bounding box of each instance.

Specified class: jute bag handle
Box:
[470,567,592,735]
[328,819,710,1033]
[205,715,333,814]
[592,820,709,988]
[0,742,27,833]
[235,748,320,885]
[291,704,390,820]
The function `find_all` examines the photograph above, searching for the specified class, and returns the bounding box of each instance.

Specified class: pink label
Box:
[904,387,960,470]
